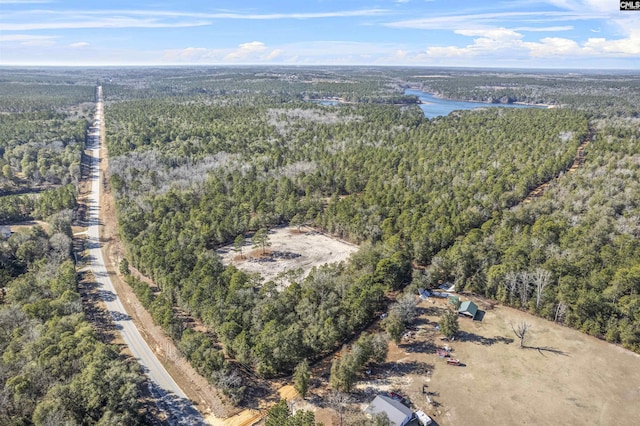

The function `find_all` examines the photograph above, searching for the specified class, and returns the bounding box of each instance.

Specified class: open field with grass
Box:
[355,296,640,426]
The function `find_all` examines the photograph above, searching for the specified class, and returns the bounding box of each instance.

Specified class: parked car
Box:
[415,410,433,425]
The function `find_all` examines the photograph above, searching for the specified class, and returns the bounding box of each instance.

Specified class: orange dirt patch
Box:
[206,385,299,426]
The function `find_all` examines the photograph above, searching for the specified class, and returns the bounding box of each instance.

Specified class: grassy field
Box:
[357,296,640,425]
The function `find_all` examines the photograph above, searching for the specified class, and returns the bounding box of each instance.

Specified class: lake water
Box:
[405,89,544,119]
[308,99,340,106]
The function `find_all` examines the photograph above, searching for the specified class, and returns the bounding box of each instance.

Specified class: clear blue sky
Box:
[1,0,638,68]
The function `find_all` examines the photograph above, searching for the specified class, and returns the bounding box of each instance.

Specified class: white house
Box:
[365,394,414,426]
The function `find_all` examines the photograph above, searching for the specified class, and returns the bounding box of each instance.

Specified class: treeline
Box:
[0,185,77,223]
[411,72,640,117]
[104,69,590,379]
[430,118,640,351]
[100,67,415,104]
[0,110,87,190]
[0,221,146,425]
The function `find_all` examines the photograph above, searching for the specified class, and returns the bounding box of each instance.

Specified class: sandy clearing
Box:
[217,226,358,283]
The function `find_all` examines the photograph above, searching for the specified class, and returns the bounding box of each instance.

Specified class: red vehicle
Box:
[446,358,461,366]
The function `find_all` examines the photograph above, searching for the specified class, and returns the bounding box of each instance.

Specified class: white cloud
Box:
[69,42,89,48]
[425,25,640,60]
[525,37,582,57]
[385,9,608,31]
[224,41,268,61]
[126,9,390,20]
[544,0,611,12]
[162,40,410,65]
[583,37,640,55]
[163,42,284,63]
[265,49,283,60]
[0,34,57,46]
[514,26,574,32]
[1,8,390,32]
[455,28,523,42]
[1,16,211,31]
[162,47,210,62]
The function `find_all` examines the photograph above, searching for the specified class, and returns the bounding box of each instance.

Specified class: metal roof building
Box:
[365,394,414,426]
[458,300,479,319]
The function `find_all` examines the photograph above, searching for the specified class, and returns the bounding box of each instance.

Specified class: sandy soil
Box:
[354,296,640,426]
[217,226,358,283]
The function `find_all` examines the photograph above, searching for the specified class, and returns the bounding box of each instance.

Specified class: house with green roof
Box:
[458,300,478,320]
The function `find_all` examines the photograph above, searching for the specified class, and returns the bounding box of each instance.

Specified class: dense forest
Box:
[431,117,640,351]
[0,72,92,221]
[99,67,631,386]
[0,73,147,424]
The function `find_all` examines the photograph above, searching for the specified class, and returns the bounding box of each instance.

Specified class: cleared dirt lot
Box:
[356,296,640,426]
[216,226,358,283]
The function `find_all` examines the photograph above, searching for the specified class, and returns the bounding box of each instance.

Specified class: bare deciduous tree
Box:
[327,391,351,426]
[554,302,568,323]
[511,321,531,348]
[533,268,552,310]
[504,271,519,302]
[391,293,418,324]
[518,271,534,307]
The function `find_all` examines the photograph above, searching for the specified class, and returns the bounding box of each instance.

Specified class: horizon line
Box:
[0,64,638,72]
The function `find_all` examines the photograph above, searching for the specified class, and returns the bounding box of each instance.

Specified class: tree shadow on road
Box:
[146,380,209,425]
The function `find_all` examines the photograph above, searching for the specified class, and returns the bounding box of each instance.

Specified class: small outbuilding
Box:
[0,226,11,239]
[458,300,479,320]
[365,394,414,426]
[418,288,431,299]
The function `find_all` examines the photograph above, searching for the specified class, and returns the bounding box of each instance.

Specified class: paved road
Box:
[87,86,207,425]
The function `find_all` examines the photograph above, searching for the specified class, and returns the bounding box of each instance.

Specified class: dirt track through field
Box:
[523,129,591,203]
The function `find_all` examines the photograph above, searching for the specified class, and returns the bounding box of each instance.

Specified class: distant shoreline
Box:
[417,90,552,108]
